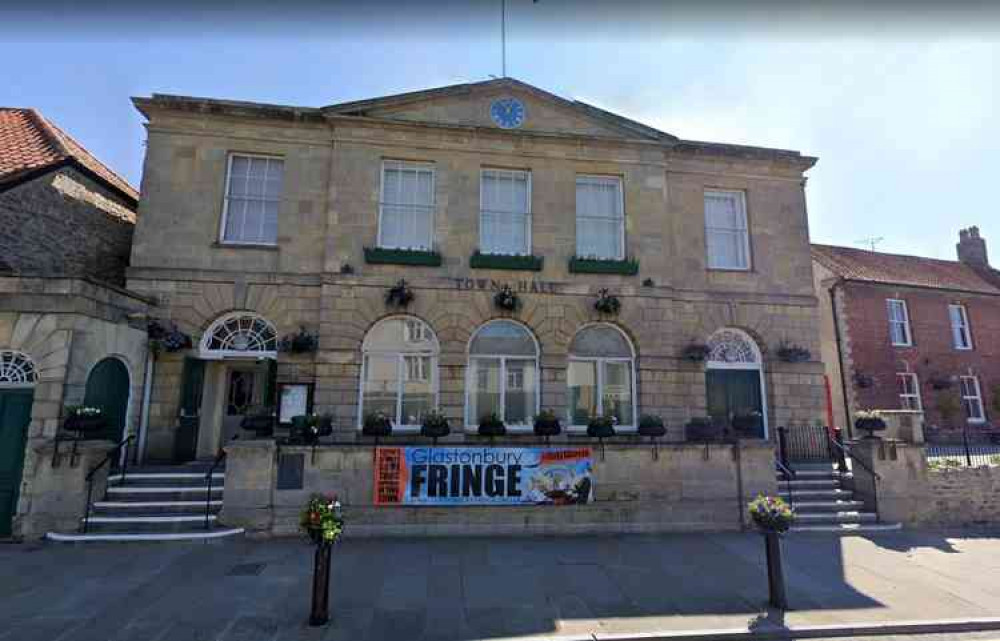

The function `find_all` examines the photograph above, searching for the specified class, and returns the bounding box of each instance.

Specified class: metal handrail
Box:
[82,434,134,534]
[775,457,796,509]
[828,434,880,523]
[204,436,236,530]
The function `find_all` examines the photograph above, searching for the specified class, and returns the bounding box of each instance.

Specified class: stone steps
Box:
[777,463,899,533]
[46,465,242,543]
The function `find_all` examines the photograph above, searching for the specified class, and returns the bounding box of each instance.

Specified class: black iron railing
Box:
[204,436,235,530]
[926,424,1000,468]
[81,434,134,534]
[828,432,880,523]
[775,456,796,509]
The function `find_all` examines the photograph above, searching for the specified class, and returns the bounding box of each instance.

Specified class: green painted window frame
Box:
[568,256,639,275]
[469,252,543,271]
[363,247,443,267]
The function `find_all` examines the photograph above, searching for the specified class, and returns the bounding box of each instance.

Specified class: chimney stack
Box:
[957,226,989,266]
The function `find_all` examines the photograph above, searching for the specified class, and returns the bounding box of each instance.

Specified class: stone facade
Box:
[129,79,827,464]
[221,439,776,537]
[0,167,136,286]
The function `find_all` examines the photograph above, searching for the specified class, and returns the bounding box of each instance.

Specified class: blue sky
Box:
[3,2,998,261]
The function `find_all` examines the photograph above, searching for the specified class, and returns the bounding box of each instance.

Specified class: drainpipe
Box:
[137,350,154,464]
[828,280,853,440]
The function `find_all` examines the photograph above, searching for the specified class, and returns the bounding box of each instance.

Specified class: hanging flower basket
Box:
[385,279,415,308]
[681,343,711,362]
[776,343,811,363]
[478,413,506,439]
[594,288,621,315]
[493,285,520,312]
[748,494,795,534]
[421,410,450,445]
[929,376,954,391]
[241,407,276,437]
[63,406,107,433]
[279,327,319,354]
[854,372,875,389]
[587,415,617,439]
[533,410,562,440]
[638,414,666,438]
[147,320,192,355]
[362,411,393,438]
[300,494,344,545]
[854,410,887,438]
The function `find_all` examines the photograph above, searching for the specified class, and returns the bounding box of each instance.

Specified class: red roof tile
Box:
[0,108,138,201]
[811,244,1000,295]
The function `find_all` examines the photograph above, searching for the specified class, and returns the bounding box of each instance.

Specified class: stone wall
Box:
[220,439,777,537]
[920,466,1000,528]
[0,168,136,286]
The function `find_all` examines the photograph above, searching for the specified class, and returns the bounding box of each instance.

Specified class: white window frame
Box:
[949,304,973,350]
[377,160,436,251]
[887,299,913,347]
[897,372,922,411]
[704,189,751,271]
[479,168,532,256]
[357,316,440,433]
[960,375,986,423]
[219,152,283,246]
[565,323,637,433]
[464,320,540,433]
[575,175,625,260]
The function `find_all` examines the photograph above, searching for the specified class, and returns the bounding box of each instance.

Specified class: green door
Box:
[0,390,33,537]
[83,358,130,443]
[706,369,766,438]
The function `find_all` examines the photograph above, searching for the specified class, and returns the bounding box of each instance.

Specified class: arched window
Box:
[466,320,539,429]
[199,312,278,359]
[0,350,36,387]
[360,316,439,429]
[567,324,636,429]
[705,328,768,438]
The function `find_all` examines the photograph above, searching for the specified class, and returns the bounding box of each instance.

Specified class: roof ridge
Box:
[812,243,966,266]
[33,111,138,197]
[24,108,71,159]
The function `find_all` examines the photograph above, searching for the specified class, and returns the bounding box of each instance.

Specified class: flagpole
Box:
[501,0,507,77]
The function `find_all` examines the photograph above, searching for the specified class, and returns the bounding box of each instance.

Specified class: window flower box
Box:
[470,251,543,271]
[569,256,639,275]
[364,247,442,267]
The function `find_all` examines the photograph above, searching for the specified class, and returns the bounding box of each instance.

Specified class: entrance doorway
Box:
[0,390,32,537]
[84,357,130,443]
[221,365,267,445]
[705,328,768,439]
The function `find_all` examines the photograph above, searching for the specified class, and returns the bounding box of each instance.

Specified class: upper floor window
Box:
[704,189,750,270]
[480,169,531,256]
[960,375,985,422]
[949,304,972,350]
[886,299,912,346]
[221,154,284,245]
[576,175,624,260]
[897,372,922,411]
[378,160,434,250]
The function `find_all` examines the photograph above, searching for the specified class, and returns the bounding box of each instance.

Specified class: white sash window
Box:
[221,154,283,245]
[961,375,985,422]
[897,372,922,411]
[379,161,435,250]
[704,190,750,270]
[949,304,972,350]
[576,176,624,260]
[887,299,912,347]
[480,169,531,256]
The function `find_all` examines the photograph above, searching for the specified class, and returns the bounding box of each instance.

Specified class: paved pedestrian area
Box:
[3,530,1000,641]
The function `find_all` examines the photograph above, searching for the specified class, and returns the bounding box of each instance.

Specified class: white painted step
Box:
[108,473,224,482]
[93,500,222,509]
[779,479,839,488]
[791,522,902,533]
[84,515,216,524]
[45,528,245,543]
[796,512,877,524]
[107,486,223,494]
[780,489,854,500]
[791,500,865,512]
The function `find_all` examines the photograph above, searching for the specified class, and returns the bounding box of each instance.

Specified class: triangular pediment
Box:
[323,78,675,141]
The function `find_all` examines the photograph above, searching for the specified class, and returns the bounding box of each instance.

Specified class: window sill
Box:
[706,266,752,273]
[567,426,637,434]
[469,253,544,271]
[891,343,914,348]
[463,425,534,434]
[212,241,279,251]
[364,247,443,267]
[568,256,639,275]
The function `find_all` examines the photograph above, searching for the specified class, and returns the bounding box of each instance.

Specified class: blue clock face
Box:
[490,97,525,129]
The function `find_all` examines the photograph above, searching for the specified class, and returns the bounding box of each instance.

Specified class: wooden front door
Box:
[706,369,766,438]
[0,390,33,537]
[84,358,130,443]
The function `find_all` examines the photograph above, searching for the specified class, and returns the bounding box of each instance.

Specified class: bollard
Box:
[309,542,332,626]
[764,531,788,610]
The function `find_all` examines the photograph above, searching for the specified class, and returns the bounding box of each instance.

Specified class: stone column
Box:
[846,438,929,525]
[219,439,277,534]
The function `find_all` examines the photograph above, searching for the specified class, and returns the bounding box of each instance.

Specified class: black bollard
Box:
[764,531,787,610]
[309,542,332,626]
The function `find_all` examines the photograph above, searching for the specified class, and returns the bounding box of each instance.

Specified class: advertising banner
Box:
[373,446,593,506]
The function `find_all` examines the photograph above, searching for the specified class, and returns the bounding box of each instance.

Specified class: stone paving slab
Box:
[2,530,1000,641]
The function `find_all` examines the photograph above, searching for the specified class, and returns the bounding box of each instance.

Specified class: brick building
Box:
[0,108,150,538]
[813,228,1000,442]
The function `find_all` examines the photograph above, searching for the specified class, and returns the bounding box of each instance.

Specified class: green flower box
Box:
[469,252,544,271]
[364,247,442,267]
[568,256,639,275]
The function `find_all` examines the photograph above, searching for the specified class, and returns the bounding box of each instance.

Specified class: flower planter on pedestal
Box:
[763,531,787,610]
[854,416,887,439]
